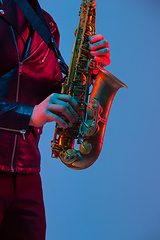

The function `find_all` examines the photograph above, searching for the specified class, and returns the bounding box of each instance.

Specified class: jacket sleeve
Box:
[0,98,34,131]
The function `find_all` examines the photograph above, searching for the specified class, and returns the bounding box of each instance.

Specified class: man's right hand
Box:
[29,93,79,128]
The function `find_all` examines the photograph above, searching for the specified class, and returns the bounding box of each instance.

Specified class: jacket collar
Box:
[0,0,29,43]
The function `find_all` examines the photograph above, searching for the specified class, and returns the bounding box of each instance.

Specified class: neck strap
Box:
[13,0,68,75]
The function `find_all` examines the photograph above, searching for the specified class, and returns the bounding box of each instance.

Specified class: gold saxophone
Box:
[51,0,127,170]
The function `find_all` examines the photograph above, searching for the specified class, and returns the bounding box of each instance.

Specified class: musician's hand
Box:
[89,34,111,67]
[29,93,79,128]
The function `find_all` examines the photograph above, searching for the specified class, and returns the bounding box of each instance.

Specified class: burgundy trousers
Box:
[0,172,46,240]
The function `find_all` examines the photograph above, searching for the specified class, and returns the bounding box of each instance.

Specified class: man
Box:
[0,0,110,239]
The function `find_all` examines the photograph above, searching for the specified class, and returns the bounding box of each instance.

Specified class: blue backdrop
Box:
[38,0,160,239]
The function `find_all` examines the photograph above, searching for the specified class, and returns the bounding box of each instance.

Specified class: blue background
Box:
[38,0,160,239]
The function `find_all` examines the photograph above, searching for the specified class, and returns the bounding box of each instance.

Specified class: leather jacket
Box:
[0,0,62,173]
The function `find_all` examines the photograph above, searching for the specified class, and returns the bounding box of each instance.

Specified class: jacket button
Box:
[0,10,4,14]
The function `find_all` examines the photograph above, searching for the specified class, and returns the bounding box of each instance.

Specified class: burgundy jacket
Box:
[0,0,62,173]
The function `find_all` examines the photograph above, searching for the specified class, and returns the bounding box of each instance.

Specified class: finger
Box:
[48,100,78,123]
[45,110,68,129]
[88,34,104,43]
[91,48,110,58]
[89,34,107,44]
[89,39,109,51]
[94,56,111,67]
[50,93,79,112]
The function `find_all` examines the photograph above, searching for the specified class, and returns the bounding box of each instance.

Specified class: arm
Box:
[0,94,79,131]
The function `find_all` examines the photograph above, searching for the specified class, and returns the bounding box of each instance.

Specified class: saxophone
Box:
[51,0,127,170]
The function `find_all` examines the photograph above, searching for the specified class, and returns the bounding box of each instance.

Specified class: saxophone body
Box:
[51,0,127,170]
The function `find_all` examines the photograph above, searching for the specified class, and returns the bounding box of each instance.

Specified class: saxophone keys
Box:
[60,149,77,164]
[79,140,92,154]
[80,119,96,136]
